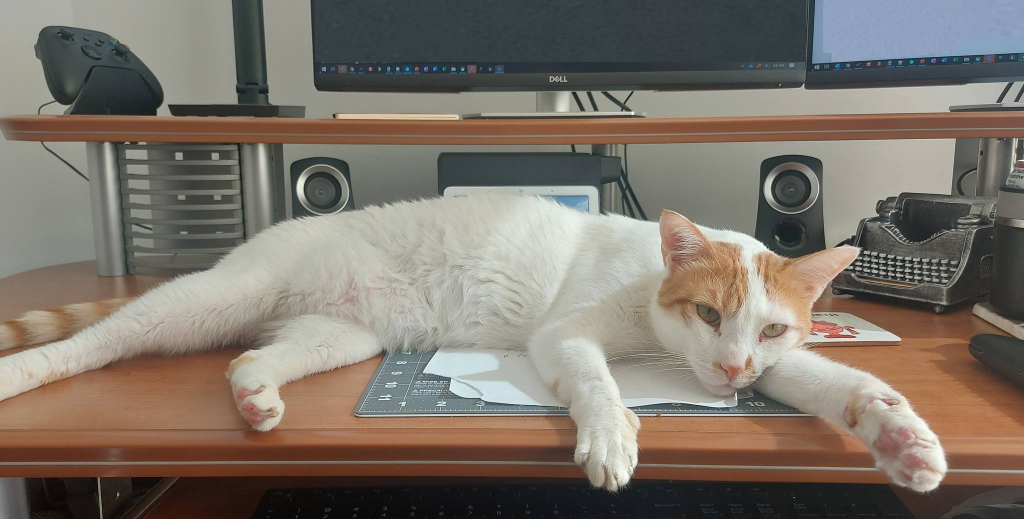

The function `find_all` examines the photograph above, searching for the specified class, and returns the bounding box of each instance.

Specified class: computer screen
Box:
[311,0,808,92]
[808,0,1024,88]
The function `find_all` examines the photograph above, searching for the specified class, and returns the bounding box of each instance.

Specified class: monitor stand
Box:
[950,103,1024,197]
[463,92,642,119]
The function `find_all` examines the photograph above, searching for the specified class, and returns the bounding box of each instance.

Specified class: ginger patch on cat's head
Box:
[657,241,749,322]
[656,211,749,322]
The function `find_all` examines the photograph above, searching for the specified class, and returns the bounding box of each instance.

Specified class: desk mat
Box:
[355,351,806,417]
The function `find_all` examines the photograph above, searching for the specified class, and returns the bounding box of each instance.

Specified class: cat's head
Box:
[649,210,859,396]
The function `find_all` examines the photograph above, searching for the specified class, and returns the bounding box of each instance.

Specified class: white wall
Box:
[0,1,1006,279]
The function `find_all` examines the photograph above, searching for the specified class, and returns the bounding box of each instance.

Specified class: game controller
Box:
[34,26,163,115]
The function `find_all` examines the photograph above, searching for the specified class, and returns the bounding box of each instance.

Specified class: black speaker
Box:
[290,158,354,217]
[755,155,826,258]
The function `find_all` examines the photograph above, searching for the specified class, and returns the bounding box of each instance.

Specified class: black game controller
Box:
[34,26,163,115]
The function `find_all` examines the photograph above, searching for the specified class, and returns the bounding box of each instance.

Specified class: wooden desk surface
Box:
[3,112,1024,146]
[0,262,1021,486]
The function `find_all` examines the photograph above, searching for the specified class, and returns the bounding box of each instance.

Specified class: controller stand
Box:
[68,67,161,115]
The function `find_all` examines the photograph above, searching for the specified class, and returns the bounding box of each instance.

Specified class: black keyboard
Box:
[251,481,914,518]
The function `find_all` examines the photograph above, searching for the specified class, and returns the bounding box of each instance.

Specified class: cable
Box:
[38,100,153,231]
[586,92,600,112]
[621,91,634,109]
[620,145,646,220]
[956,167,978,196]
[571,92,586,112]
[38,101,89,181]
[1016,83,1024,103]
[997,82,1014,104]
[617,177,635,218]
[600,92,630,111]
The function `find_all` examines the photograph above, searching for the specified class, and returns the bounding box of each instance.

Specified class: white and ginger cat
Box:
[0,194,945,492]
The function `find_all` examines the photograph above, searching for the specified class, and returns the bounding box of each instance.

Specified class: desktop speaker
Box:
[755,155,826,258]
[290,158,354,217]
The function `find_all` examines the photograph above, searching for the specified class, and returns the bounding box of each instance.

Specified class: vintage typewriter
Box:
[832,193,997,313]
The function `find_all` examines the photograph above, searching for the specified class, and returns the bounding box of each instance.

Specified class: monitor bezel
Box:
[309,1,807,93]
[805,1,1024,90]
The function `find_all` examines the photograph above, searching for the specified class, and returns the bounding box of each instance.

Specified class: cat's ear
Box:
[659,210,711,271]
[791,245,861,299]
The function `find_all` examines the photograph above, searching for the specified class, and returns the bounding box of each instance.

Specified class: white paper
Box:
[424,348,738,408]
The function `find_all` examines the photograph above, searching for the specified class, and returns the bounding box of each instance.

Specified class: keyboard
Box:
[844,250,959,286]
[250,481,914,518]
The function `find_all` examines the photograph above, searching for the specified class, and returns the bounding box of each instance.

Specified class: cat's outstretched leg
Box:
[529,327,640,492]
[754,348,946,492]
[227,315,382,431]
[0,269,277,401]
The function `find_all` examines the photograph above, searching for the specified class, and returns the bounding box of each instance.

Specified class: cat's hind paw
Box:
[847,393,947,492]
[234,384,285,432]
[573,404,641,493]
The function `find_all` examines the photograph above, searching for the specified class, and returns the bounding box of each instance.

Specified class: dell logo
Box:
[549,75,568,83]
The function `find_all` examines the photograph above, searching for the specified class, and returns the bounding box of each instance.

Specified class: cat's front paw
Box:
[845,392,947,492]
[573,403,641,492]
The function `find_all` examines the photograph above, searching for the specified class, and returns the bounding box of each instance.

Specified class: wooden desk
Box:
[0,262,1021,487]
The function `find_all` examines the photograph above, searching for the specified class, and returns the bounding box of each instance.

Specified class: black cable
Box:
[621,91,634,109]
[571,144,577,153]
[571,92,586,112]
[600,92,630,111]
[617,177,635,218]
[997,82,1014,103]
[586,92,600,112]
[1016,83,1024,103]
[956,167,978,196]
[38,100,153,231]
[38,101,89,181]
[620,145,647,220]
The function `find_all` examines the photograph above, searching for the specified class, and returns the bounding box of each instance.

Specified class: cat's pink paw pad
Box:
[236,385,264,400]
[854,395,947,493]
[236,388,285,432]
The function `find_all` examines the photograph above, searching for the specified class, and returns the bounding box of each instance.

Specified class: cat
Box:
[0,194,945,492]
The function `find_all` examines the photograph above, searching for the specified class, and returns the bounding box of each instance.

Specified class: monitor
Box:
[808,0,1024,89]
[311,0,808,93]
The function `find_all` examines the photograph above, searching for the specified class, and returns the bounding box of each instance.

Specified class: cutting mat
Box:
[355,351,806,417]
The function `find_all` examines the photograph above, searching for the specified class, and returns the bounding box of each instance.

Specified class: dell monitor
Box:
[808,0,1024,89]
[310,0,808,95]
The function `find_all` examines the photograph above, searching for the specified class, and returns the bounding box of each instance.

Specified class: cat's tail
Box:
[0,268,280,402]
[0,297,135,351]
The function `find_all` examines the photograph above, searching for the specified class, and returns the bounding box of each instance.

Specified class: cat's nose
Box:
[722,363,744,383]
[714,361,745,383]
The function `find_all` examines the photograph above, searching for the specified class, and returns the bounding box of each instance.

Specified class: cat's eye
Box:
[762,323,788,338]
[696,305,720,324]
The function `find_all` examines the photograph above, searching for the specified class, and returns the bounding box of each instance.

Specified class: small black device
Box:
[250,481,914,519]
[310,0,807,93]
[832,193,997,313]
[970,334,1024,390]
[34,26,163,115]
[755,155,826,258]
[990,166,1024,319]
[807,0,1024,89]
[290,158,354,218]
[437,152,616,198]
